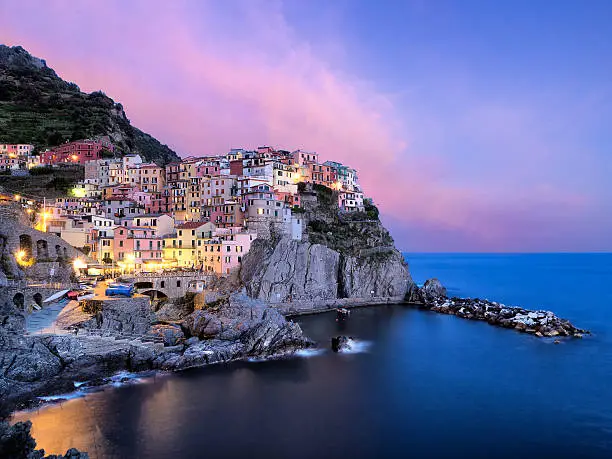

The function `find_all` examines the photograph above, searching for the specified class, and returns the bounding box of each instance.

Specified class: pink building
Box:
[40,139,114,165]
[201,231,256,274]
[113,226,164,271]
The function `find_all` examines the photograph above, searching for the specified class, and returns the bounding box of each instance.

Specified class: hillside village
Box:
[0,139,366,276]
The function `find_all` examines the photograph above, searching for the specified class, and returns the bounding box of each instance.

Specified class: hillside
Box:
[0,45,180,165]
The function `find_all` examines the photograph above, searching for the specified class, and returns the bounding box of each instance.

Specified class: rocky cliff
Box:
[0,45,179,165]
[240,184,413,309]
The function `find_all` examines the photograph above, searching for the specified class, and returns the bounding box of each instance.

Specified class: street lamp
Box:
[73,258,87,275]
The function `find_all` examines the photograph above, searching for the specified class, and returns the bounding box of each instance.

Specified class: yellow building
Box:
[163,221,216,267]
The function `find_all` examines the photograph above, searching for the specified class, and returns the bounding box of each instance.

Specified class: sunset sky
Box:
[3,0,611,251]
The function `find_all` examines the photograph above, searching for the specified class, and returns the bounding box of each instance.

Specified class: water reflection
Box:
[13,304,612,459]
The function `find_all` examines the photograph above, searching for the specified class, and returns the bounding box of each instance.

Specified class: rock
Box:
[0,419,37,458]
[420,278,447,302]
[182,310,222,339]
[331,336,354,353]
[241,238,341,303]
[241,230,412,305]
[149,324,185,346]
[413,295,588,339]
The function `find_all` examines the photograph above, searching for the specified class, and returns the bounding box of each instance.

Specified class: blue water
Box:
[15,253,612,458]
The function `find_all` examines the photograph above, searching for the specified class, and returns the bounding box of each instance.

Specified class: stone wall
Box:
[0,203,86,284]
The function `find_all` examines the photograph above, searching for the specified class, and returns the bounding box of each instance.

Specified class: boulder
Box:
[420,278,447,303]
[182,310,222,339]
[149,324,185,346]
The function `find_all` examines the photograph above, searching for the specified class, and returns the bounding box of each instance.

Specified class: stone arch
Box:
[36,239,49,259]
[13,292,24,310]
[134,281,154,289]
[141,290,168,300]
[19,234,33,258]
[33,293,43,308]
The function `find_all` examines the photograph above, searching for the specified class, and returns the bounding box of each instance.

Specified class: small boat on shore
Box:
[43,289,70,304]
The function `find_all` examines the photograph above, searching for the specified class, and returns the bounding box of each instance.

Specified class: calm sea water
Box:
[15,254,612,458]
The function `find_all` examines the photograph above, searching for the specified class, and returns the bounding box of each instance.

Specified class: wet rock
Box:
[331,336,355,353]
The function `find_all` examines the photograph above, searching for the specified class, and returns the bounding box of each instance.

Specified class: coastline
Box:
[10,292,589,413]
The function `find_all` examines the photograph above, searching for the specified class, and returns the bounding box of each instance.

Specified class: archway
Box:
[13,292,24,310]
[33,293,43,308]
[19,234,33,258]
[141,290,168,300]
[36,240,49,259]
[134,281,154,290]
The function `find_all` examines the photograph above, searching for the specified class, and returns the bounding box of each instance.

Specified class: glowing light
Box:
[72,187,86,198]
[15,250,34,267]
[26,208,33,214]
[73,258,87,272]
[71,154,79,162]
[14,194,20,201]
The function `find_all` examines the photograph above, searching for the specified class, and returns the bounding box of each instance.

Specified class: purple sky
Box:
[2,0,611,252]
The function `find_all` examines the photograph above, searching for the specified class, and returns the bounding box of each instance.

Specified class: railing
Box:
[2,279,81,289]
[129,272,214,279]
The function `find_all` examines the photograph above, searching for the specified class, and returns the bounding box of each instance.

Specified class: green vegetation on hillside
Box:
[0,45,179,165]
[0,165,84,199]
[305,185,394,257]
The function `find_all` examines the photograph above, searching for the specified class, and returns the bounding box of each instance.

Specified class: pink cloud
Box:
[0,0,602,251]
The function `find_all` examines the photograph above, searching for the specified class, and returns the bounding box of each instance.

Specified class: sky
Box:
[2,0,611,252]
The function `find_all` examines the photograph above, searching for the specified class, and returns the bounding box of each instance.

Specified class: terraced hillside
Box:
[0,45,180,166]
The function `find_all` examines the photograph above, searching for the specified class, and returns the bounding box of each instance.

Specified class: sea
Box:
[13,253,612,459]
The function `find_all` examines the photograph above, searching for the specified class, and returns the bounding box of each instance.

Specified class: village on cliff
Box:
[0,139,366,277]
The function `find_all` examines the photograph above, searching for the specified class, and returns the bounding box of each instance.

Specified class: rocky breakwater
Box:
[240,184,414,314]
[411,279,589,338]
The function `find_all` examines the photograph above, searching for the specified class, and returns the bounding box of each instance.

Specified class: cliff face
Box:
[0,45,179,165]
[240,185,413,308]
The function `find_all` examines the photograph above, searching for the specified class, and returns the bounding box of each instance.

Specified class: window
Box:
[177,280,181,287]
[161,281,165,288]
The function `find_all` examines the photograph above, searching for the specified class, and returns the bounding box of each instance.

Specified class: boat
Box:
[105,284,134,297]
[336,307,351,321]
[77,293,95,301]
[42,289,70,304]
